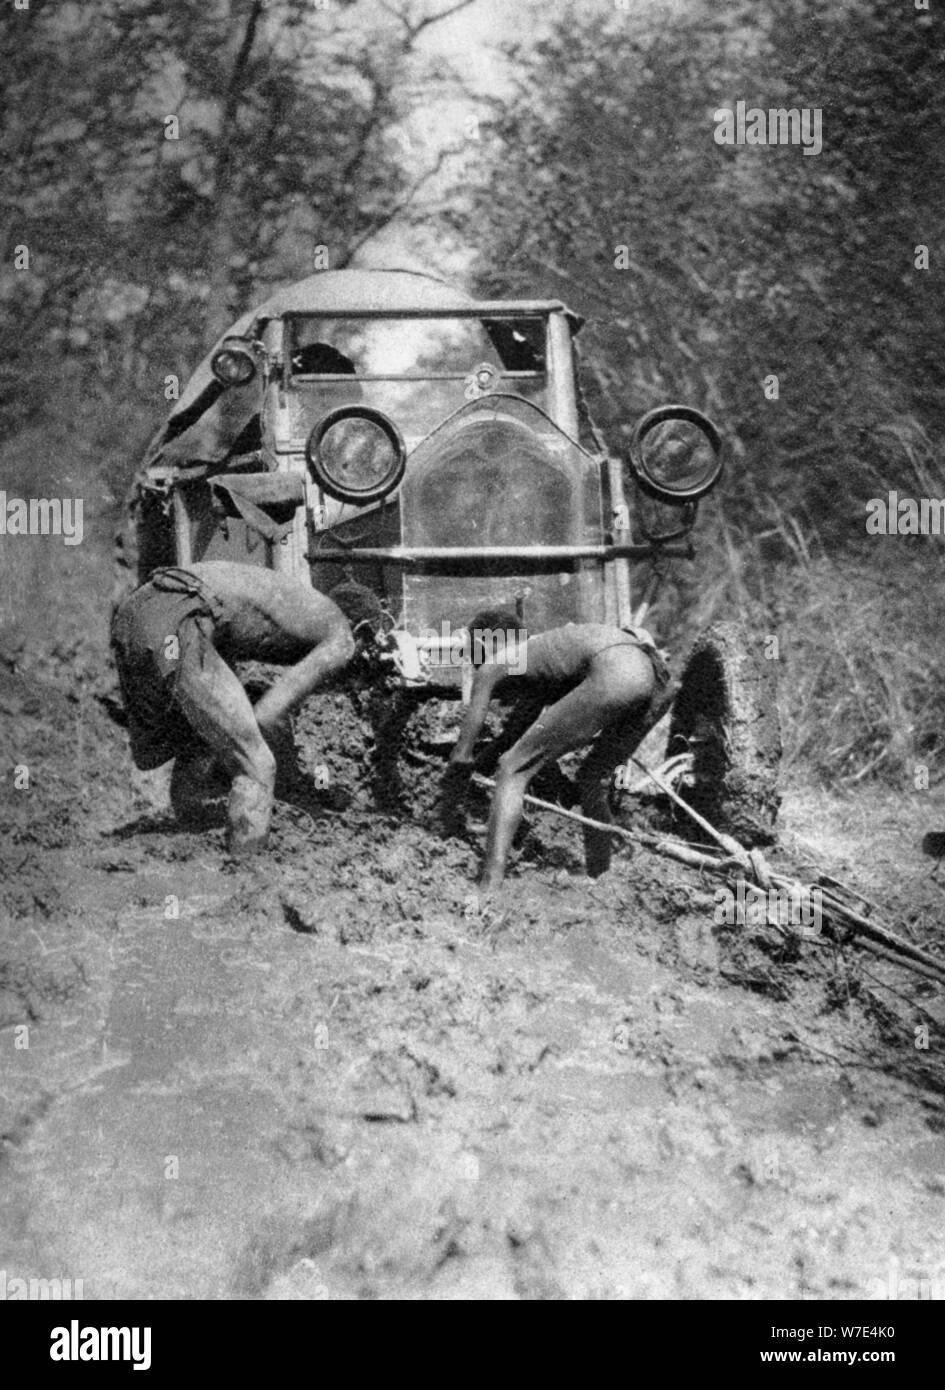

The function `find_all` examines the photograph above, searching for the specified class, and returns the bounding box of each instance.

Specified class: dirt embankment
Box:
[2,616,945,1299]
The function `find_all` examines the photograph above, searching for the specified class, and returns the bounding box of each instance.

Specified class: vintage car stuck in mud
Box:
[120,268,780,841]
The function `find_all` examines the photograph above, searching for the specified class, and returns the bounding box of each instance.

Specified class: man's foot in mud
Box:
[462,883,506,930]
[475,867,510,910]
[224,827,270,858]
[226,774,274,856]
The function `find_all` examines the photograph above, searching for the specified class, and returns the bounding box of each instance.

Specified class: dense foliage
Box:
[464,1,943,530]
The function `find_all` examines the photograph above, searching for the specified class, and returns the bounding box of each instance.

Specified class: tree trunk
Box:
[203,0,265,342]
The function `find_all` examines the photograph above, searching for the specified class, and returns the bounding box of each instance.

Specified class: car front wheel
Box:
[666,620,782,845]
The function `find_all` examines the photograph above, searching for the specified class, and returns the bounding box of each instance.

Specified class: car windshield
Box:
[280,313,548,443]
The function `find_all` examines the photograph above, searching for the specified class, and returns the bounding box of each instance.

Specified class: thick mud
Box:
[3,612,945,1299]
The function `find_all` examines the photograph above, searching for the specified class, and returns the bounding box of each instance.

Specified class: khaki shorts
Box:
[110,572,219,770]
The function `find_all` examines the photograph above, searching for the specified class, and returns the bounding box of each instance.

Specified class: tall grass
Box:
[649,470,945,788]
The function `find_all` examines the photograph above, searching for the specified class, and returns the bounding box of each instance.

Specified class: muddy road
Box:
[2,593,945,1300]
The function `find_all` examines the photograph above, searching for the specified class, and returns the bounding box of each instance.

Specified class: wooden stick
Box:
[811,885,945,980]
[471,772,634,843]
[848,936,945,985]
[461,750,945,984]
[471,772,734,871]
[629,754,751,866]
[747,870,945,983]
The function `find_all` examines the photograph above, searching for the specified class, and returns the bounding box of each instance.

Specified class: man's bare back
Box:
[185,562,345,663]
[111,561,354,854]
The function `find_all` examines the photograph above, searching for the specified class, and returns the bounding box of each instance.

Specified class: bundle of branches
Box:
[470,758,945,987]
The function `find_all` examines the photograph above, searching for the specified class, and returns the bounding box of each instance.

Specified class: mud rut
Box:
[2,667,945,1300]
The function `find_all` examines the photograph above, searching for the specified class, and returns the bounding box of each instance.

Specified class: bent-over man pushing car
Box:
[440,613,671,890]
[110,561,355,855]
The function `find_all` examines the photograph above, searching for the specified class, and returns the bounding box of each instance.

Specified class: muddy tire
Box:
[667,621,781,845]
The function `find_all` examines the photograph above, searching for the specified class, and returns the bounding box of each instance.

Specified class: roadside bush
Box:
[644,496,945,789]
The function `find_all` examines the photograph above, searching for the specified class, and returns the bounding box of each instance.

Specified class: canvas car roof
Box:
[144,268,581,474]
[176,269,577,421]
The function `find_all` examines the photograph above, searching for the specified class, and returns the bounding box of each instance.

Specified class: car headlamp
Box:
[628,404,724,504]
[306,406,406,506]
[210,339,257,387]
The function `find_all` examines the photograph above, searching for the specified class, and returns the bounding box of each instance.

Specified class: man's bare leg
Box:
[480,682,613,890]
[577,712,650,876]
[480,765,531,892]
[576,648,660,875]
[482,646,658,887]
[174,642,277,855]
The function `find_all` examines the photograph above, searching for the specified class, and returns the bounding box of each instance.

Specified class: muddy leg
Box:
[577,713,651,877]
[481,682,614,891]
[174,638,276,856]
[575,650,664,876]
